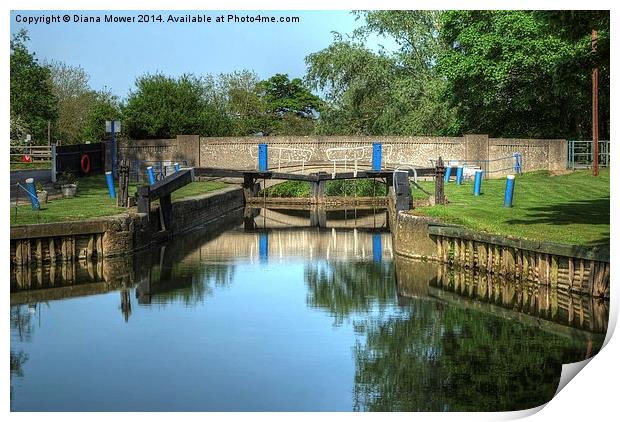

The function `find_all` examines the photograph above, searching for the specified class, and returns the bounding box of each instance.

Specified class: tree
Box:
[10,29,57,143]
[217,70,271,136]
[256,73,322,135]
[82,89,123,142]
[48,60,95,144]
[438,11,610,139]
[305,12,456,136]
[123,73,231,139]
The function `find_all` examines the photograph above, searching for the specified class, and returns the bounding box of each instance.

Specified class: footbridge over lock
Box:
[194,142,434,211]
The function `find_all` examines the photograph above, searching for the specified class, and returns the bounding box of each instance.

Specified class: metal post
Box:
[503,175,515,208]
[258,144,268,173]
[25,178,40,210]
[111,120,117,179]
[147,166,156,185]
[105,171,116,199]
[372,142,382,171]
[51,143,57,183]
[592,29,599,176]
[444,165,452,183]
[455,166,464,185]
[474,170,483,196]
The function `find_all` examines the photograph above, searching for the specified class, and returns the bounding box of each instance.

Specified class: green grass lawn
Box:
[10,161,52,170]
[10,175,229,225]
[413,169,609,247]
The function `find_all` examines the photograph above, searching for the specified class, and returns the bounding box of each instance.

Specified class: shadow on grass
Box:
[506,197,610,246]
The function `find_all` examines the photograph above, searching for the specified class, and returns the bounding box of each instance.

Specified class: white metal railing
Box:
[429,153,520,178]
[249,145,314,172]
[325,145,393,178]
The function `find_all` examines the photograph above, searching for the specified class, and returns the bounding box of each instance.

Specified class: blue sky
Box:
[10,10,388,99]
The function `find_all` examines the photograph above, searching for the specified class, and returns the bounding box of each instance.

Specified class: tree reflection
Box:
[138,263,235,307]
[10,304,36,405]
[352,297,591,411]
[304,260,395,325]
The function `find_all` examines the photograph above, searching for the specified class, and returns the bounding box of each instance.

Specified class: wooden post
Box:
[137,186,151,217]
[117,159,130,207]
[435,156,446,205]
[159,194,172,232]
[243,174,257,203]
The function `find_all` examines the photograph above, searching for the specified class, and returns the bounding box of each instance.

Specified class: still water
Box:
[10,208,607,411]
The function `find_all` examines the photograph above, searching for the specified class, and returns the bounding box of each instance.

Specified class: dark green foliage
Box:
[82,89,123,142]
[262,179,387,198]
[263,181,311,197]
[438,11,610,139]
[123,73,231,139]
[305,261,395,326]
[10,29,58,143]
[258,73,322,117]
[257,73,322,135]
[324,179,386,197]
[353,300,588,411]
[306,12,457,136]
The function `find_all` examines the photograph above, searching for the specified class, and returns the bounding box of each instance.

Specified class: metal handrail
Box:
[249,145,314,172]
[325,145,394,178]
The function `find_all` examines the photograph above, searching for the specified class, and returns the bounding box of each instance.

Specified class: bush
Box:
[262,179,387,197]
[325,179,386,197]
[263,181,311,197]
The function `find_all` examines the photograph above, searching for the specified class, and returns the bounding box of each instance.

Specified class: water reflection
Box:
[305,261,395,326]
[9,208,609,411]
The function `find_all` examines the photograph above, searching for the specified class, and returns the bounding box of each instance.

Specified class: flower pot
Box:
[61,184,77,198]
[37,190,48,204]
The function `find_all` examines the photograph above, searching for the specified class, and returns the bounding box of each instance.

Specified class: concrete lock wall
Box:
[119,134,567,178]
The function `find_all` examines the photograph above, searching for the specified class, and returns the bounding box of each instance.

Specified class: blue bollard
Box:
[258,144,268,172]
[372,233,382,263]
[105,171,116,199]
[259,232,268,263]
[455,166,464,185]
[474,170,483,196]
[504,175,516,207]
[514,153,522,174]
[444,166,452,183]
[372,142,382,171]
[174,162,181,173]
[147,166,156,185]
[25,178,40,210]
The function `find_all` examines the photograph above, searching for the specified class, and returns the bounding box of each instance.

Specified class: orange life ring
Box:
[80,154,91,173]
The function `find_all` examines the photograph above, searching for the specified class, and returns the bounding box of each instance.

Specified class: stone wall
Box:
[119,134,567,178]
[10,186,245,264]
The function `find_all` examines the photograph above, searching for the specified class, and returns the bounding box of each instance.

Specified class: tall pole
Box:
[111,120,117,178]
[592,29,599,176]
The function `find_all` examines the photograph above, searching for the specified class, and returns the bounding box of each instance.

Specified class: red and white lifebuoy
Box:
[80,154,91,174]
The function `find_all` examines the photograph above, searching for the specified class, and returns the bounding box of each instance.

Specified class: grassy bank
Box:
[413,169,609,246]
[10,175,228,225]
[10,161,52,170]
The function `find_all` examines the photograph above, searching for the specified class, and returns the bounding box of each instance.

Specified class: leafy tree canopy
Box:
[306,11,457,136]
[438,10,610,139]
[123,73,231,139]
[48,60,95,144]
[10,29,57,143]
